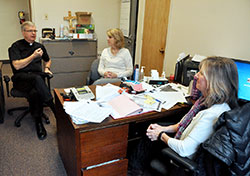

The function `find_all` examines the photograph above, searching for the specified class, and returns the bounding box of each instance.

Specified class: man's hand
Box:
[44,67,53,75]
[33,48,43,58]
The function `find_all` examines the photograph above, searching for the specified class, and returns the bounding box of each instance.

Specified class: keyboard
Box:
[70,86,95,101]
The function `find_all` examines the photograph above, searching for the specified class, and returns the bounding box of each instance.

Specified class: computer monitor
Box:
[234,59,250,102]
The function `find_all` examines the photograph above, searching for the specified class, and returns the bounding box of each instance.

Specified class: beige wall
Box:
[30,0,121,54]
[136,0,250,76]
[0,0,29,60]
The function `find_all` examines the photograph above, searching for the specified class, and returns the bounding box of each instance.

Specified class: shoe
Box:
[36,122,47,140]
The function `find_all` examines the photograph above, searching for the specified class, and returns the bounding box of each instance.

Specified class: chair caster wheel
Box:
[15,122,21,127]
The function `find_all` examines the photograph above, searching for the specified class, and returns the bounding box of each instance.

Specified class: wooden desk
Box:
[54,87,190,176]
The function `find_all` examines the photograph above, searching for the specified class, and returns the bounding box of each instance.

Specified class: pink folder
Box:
[108,94,142,118]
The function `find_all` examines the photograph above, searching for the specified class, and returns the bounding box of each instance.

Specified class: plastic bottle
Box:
[60,24,64,38]
[161,71,166,79]
[139,66,145,81]
[133,64,139,81]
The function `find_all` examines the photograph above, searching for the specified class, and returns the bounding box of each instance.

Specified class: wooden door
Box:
[141,0,171,76]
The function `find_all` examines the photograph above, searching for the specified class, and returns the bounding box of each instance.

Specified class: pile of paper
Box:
[63,101,112,124]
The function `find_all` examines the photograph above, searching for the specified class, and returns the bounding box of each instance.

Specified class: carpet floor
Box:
[0,63,67,176]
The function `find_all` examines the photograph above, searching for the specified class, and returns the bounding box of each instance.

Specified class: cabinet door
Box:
[72,40,97,57]
[43,40,97,58]
[51,72,89,88]
[43,41,72,57]
[51,57,96,73]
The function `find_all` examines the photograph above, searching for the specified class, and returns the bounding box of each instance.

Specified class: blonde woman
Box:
[128,57,239,175]
[93,28,133,85]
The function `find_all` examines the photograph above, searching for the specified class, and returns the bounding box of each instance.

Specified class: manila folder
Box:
[108,94,142,118]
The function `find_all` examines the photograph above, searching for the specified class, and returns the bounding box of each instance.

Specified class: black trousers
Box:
[12,72,53,121]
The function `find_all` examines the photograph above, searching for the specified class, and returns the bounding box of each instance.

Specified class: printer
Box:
[174,55,199,86]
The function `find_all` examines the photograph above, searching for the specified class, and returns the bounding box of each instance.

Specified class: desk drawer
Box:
[51,57,96,73]
[82,159,128,176]
[80,125,128,168]
[44,40,97,57]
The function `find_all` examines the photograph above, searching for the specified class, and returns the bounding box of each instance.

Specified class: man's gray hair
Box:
[21,21,35,31]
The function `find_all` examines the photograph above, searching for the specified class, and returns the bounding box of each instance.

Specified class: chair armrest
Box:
[41,72,53,90]
[86,72,91,85]
[39,72,53,79]
[162,148,197,171]
[3,75,10,97]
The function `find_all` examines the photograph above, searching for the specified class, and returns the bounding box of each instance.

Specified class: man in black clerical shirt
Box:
[8,21,55,140]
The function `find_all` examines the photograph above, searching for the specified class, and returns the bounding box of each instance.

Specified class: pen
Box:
[155,98,161,110]
[155,98,161,103]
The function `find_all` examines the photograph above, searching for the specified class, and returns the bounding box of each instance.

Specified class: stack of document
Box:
[63,101,112,124]
[108,94,143,119]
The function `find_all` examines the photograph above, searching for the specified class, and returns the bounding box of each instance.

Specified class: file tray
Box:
[70,86,95,101]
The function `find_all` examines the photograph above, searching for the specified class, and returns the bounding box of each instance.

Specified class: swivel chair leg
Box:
[8,106,28,116]
[14,109,30,127]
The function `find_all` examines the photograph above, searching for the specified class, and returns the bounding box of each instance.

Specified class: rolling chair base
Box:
[7,106,50,127]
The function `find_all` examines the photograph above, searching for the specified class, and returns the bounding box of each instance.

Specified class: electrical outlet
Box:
[44,14,48,20]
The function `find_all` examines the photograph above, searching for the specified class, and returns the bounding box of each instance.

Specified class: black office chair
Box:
[86,58,101,85]
[150,147,198,176]
[3,73,53,127]
[150,103,250,176]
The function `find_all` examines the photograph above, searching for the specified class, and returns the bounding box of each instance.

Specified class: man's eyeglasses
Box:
[24,30,38,33]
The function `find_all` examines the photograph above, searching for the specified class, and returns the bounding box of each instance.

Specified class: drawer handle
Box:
[68,51,74,56]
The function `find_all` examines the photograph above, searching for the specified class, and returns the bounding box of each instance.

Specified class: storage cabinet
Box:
[41,39,97,89]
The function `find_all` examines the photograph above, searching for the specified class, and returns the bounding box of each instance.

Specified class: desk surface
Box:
[54,85,190,176]
[54,86,189,132]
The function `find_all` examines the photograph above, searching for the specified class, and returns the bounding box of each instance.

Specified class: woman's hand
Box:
[104,71,117,78]
[146,124,166,141]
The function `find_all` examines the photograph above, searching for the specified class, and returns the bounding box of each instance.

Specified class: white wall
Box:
[0,0,29,60]
[136,0,250,76]
[164,0,250,76]
[30,0,121,54]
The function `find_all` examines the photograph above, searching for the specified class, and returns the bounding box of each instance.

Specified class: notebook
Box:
[108,94,142,119]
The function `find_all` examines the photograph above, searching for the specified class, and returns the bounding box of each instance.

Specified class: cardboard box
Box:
[75,12,92,24]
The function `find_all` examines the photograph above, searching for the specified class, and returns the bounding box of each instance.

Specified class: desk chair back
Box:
[86,58,100,85]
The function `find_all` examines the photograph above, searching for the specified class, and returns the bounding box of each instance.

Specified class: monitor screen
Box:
[234,59,250,102]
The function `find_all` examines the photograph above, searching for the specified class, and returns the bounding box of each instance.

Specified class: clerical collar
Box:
[29,42,33,46]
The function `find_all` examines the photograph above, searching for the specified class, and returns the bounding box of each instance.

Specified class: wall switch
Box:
[44,14,48,20]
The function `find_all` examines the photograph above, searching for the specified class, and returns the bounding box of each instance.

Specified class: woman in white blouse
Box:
[128,57,239,175]
[93,28,133,85]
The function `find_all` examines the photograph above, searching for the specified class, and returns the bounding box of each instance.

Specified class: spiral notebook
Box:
[108,94,143,119]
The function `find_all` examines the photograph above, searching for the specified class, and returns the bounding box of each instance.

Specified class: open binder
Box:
[108,94,143,119]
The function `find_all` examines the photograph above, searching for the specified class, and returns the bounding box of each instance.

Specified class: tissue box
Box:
[73,33,94,39]
[75,12,92,24]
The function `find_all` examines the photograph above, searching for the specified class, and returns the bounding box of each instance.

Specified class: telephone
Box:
[42,28,55,39]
